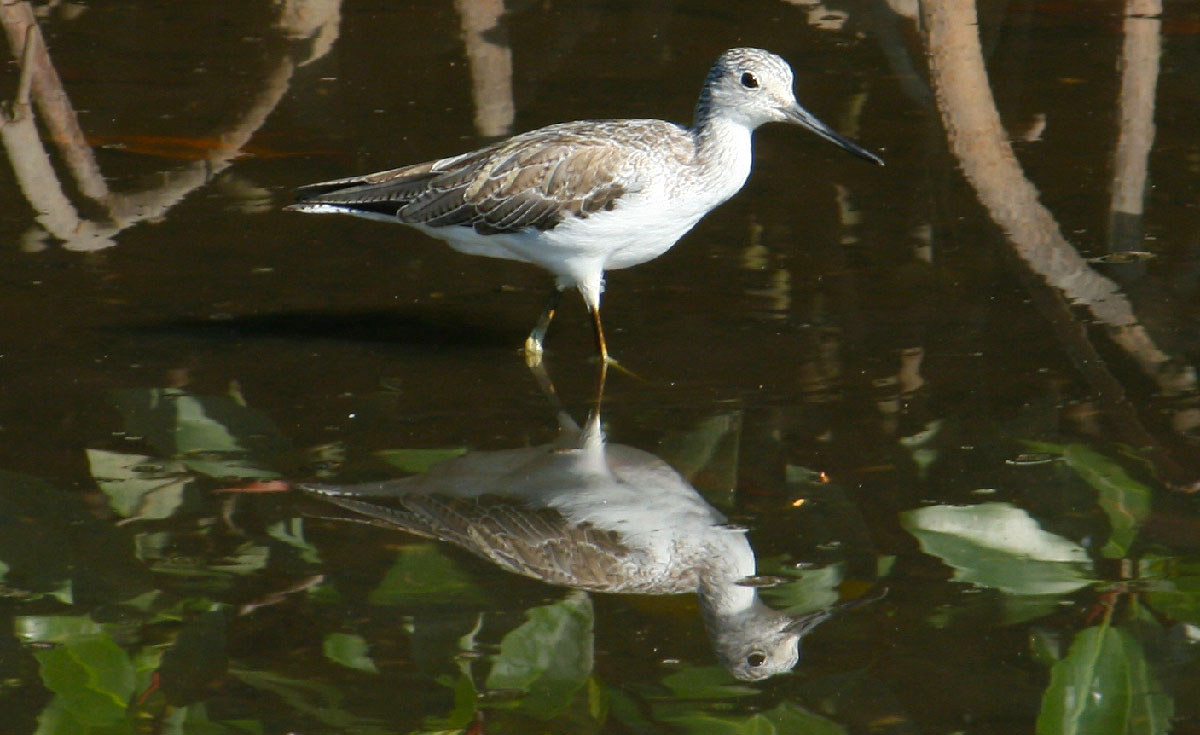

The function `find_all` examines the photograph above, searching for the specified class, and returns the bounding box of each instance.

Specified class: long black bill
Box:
[786,104,885,166]
[784,608,836,636]
[784,585,889,635]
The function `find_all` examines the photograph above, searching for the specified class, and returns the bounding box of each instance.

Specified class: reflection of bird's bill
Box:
[784,607,834,635]
[785,104,884,166]
[785,585,888,634]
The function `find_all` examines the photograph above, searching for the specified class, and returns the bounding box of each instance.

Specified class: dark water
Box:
[1,0,1199,733]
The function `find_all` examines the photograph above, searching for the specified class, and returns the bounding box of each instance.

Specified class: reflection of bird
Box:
[304,402,835,681]
[289,48,882,364]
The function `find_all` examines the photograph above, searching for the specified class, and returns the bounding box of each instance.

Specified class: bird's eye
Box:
[740,72,759,89]
[747,653,767,667]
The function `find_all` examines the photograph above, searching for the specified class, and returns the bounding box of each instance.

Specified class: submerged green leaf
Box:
[1020,442,1154,558]
[1002,595,1067,626]
[15,616,104,644]
[109,389,288,480]
[33,695,135,735]
[661,702,845,735]
[657,412,742,506]
[659,666,758,700]
[660,712,776,735]
[175,703,265,735]
[761,703,847,735]
[181,457,280,481]
[759,562,842,616]
[901,503,1092,595]
[368,543,487,607]
[905,503,1088,562]
[1143,557,1200,626]
[375,448,467,473]
[1061,445,1151,559]
[322,633,378,673]
[34,633,136,726]
[485,592,594,719]
[1036,623,1172,735]
[230,669,386,732]
[86,449,189,520]
[265,519,322,564]
[423,672,480,732]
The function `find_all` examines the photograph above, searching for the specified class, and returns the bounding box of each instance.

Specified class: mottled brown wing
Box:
[310,491,668,593]
[292,124,641,234]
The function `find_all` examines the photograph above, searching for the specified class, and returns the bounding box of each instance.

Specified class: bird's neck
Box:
[689,108,754,199]
[695,540,759,619]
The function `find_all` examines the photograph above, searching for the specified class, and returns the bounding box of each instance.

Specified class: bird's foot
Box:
[594,354,642,380]
[523,335,546,367]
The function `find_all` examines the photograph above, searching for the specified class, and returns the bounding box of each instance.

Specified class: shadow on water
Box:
[116,308,519,350]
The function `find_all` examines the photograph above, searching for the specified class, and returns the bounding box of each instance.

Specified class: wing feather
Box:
[305,489,679,592]
[291,121,690,234]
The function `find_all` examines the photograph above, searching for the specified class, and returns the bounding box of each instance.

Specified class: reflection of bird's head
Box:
[711,587,888,681]
[709,601,832,681]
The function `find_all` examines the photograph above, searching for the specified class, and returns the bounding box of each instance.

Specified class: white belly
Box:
[413,126,753,303]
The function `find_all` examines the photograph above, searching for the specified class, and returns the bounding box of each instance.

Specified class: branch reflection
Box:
[921,0,1198,489]
[0,0,341,251]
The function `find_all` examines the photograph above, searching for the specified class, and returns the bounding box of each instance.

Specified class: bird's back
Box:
[291,119,699,236]
[306,489,702,594]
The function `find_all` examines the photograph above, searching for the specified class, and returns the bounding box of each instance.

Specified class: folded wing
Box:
[291,122,654,235]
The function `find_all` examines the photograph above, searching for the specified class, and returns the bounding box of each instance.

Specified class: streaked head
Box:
[700,47,883,166]
[710,601,835,681]
[708,586,887,681]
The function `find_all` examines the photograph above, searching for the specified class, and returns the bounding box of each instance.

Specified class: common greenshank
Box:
[289,48,882,364]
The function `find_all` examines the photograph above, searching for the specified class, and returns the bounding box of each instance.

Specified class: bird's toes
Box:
[523,336,546,367]
[596,354,643,381]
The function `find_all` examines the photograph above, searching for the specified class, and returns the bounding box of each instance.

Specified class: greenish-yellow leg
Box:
[524,287,563,366]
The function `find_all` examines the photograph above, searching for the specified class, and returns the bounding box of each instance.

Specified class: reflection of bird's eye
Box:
[740,72,759,89]
[747,653,767,667]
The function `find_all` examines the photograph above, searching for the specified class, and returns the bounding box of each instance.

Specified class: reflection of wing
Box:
[291,120,685,235]
[309,490,697,594]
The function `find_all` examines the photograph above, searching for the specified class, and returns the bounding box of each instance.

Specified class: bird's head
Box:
[702,47,884,166]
